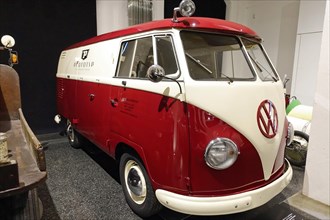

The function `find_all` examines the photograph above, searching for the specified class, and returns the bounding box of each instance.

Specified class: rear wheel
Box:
[119,153,162,218]
[66,120,82,149]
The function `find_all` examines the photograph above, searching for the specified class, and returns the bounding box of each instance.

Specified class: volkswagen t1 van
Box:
[55,0,293,217]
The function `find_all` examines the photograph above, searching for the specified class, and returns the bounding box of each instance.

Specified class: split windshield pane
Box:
[180,31,255,81]
[242,38,278,82]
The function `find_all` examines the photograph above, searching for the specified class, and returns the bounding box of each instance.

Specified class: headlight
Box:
[204,138,239,170]
[286,122,294,146]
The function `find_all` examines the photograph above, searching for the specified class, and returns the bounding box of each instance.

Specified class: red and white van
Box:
[55,0,293,217]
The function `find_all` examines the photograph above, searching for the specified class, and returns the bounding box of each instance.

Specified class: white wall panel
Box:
[290,0,326,104]
[291,33,322,105]
[303,0,330,206]
[152,0,164,21]
[96,0,129,35]
[297,0,326,34]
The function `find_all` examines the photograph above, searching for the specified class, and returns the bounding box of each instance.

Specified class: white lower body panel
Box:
[155,160,293,216]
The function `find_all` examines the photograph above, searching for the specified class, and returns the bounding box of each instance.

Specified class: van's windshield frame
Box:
[180,31,279,82]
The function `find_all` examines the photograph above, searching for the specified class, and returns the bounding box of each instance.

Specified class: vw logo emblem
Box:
[257,100,278,138]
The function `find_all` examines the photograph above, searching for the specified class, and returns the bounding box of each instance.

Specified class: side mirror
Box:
[147,65,165,83]
[1,35,15,48]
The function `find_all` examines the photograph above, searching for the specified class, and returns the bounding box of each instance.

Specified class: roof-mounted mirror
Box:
[172,0,196,23]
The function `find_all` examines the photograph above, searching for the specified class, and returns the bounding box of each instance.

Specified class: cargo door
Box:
[109,34,190,191]
[72,46,113,153]
[75,79,98,139]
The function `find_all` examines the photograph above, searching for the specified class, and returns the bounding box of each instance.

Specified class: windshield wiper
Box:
[185,52,213,75]
[185,52,234,83]
[220,73,234,83]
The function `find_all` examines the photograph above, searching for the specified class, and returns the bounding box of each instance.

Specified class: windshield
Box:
[180,31,278,82]
[242,38,278,81]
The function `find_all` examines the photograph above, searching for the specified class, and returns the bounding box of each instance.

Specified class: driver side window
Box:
[116,35,178,78]
[116,37,153,78]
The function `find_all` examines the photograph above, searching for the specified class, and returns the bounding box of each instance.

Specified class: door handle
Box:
[110,98,118,107]
[88,93,95,101]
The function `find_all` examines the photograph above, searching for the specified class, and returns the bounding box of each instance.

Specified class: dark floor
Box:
[35,133,318,220]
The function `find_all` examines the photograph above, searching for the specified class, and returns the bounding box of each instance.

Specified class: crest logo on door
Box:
[81,49,89,60]
[257,100,278,138]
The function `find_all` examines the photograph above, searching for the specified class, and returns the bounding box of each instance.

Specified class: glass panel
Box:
[181,31,255,81]
[156,36,178,75]
[117,40,136,77]
[128,0,153,25]
[117,35,178,79]
[134,37,153,78]
[242,39,278,81]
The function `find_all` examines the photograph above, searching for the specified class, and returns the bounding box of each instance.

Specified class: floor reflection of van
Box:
[55,0,293,217]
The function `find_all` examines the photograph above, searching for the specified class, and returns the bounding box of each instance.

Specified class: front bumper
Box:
[155,160,293,216]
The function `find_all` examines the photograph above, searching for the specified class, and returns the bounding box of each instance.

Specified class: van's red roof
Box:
[67,17,260,49]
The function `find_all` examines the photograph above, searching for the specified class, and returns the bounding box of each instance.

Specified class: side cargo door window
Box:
[116,35,178,78]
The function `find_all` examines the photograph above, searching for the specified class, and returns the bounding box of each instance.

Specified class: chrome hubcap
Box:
[124,160,147,204]
[128,168,143,196]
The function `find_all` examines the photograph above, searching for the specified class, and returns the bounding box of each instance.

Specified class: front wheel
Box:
[119,153,162,218]
[285,130,309,167]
